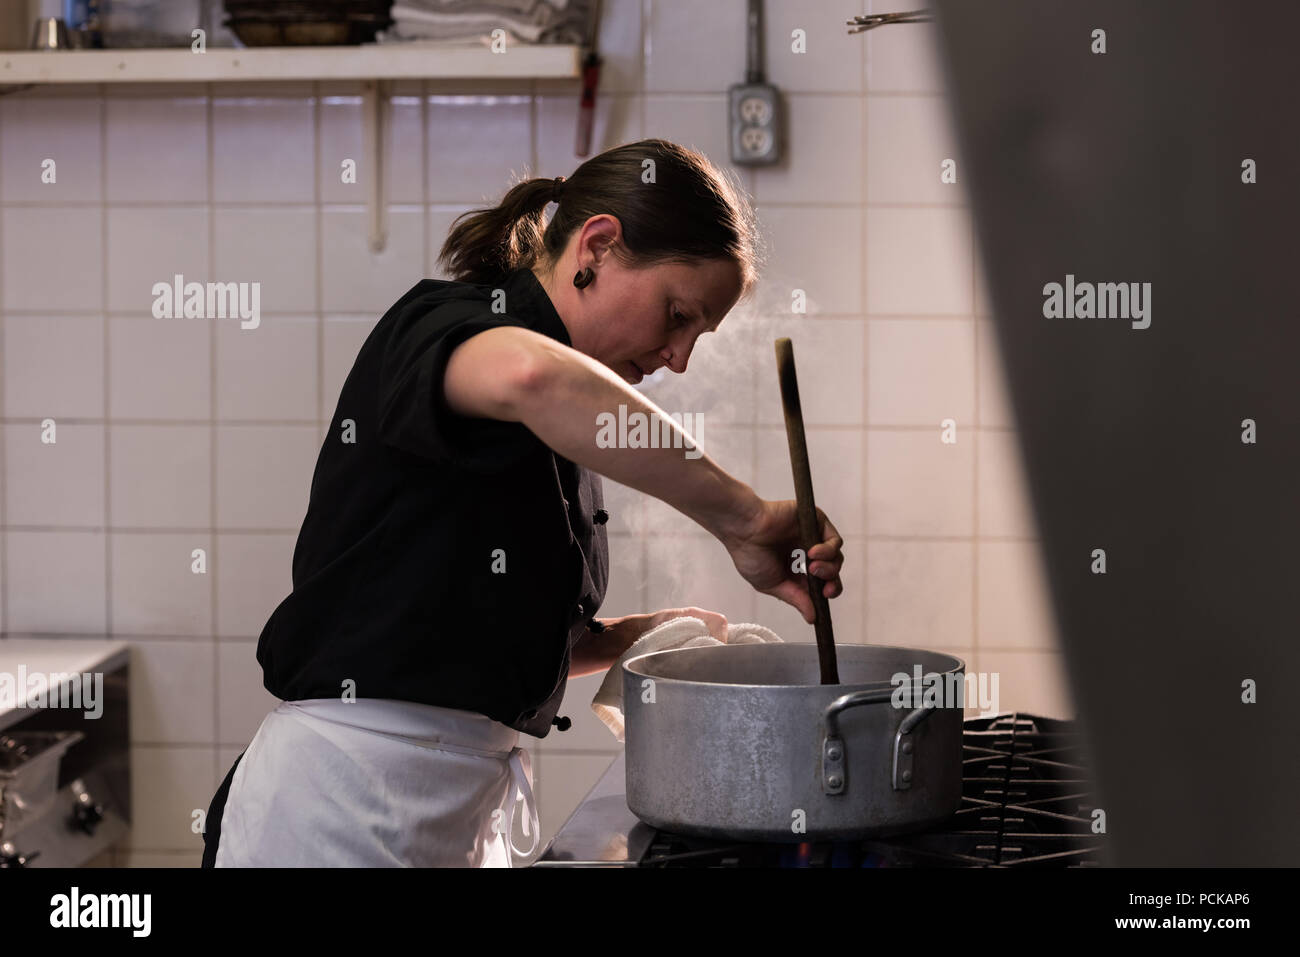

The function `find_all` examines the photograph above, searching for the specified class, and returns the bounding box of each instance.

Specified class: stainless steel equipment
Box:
[0,640,130,868]
[0,730,84,824]
[29,16,72,49]
[621,643,966,841]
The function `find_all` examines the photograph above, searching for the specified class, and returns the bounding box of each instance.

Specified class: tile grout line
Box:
[744,162,757,624]
[100,85,111,640]
[0,308,981,320]
[0,92,6,637]
[207,83,220,785]
[0,419,1021,430]
[861,43,870,645]
[0,523,1040,543]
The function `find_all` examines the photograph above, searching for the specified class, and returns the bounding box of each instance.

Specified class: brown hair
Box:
[438,138,760,296]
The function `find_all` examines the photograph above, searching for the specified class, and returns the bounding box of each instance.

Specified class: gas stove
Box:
[535,712,1105,867]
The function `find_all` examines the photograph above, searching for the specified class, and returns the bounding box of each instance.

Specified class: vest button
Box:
[593,508,609,524]
[575,601,586,618]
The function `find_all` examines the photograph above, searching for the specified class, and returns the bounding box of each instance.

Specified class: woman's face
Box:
[539,215,746,384]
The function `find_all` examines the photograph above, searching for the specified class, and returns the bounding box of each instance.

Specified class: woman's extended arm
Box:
[443,326,762,547]
[444,326,843,620]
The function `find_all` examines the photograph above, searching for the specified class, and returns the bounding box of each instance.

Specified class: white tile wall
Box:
[216,639,279,746]
[109,533,213,635]
[867,318,975,427]
[539,92,643,176]
[321,315,378,418]
[4,530,107,632]
[753,205,863,315]
[214,533,294,638]
[867,428,974,536]
[865,206,974,315]
[108,315,210,420]
[977,541,1058,652]
[755,425,865,536]
[2,315,105,418]
[0,97,102,202]
[109,424,210,527]
[3,422,105,526]
[129,639,216,744]
[104,97,208,202]
[866,95,964,204]
[644,0,747,94]
[362,93,425,203]
[1,206,103,311]
[753,95,865,204]
[214,316,318,421]
[864,0,946,93]
[214,425,318,529]
[106,206,209,313]
[212,98,315,204]
[866,539,973,649]
[320,207,424,312]
[0,0,1068,866]
[425,92,532,203]
[752,316,865,427]
[762,0,865,94]
[125,745,215,854]
[212,208,318,314]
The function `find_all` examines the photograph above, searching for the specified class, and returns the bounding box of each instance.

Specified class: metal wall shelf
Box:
[0,43,581,84]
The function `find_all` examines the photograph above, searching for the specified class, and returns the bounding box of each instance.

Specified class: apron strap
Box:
[505,746,540,862]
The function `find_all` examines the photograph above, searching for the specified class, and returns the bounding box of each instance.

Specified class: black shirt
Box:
[255,267,609,737]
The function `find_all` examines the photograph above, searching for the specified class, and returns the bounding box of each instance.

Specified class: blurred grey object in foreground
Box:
[930,0,1300,865]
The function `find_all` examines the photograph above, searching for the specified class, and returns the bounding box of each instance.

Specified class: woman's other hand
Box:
[571,606,729,677]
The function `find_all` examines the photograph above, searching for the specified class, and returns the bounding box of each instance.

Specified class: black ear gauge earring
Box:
[573,267,594,289]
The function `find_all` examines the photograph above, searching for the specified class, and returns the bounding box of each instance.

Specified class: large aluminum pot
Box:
[622,643,966,842]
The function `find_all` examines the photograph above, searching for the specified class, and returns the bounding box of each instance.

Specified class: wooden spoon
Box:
[774,337,839,684]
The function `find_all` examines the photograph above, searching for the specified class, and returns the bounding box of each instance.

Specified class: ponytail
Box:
[438,177,556,286]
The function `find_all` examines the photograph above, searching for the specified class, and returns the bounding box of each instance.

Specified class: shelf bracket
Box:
[361,79,389,254]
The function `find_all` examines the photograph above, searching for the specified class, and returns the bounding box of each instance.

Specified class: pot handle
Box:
[821,690,936,795]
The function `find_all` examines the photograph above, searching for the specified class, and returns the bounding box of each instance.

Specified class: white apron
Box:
[214,698,540,867]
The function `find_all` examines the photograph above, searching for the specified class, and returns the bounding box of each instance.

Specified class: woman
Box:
[201,138,844,867]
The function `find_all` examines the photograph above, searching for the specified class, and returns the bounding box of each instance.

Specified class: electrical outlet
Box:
[741,126,771,154]
[740,96,771,124]
[729,83,781,165]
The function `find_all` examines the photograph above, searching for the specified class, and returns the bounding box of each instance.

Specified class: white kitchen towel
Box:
[590,616,783,742]
[385,0,590,44]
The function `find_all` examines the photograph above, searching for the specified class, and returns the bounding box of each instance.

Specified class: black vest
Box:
[255,268,609,737]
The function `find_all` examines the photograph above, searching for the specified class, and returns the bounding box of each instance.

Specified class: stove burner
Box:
[637,713,1104,867]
